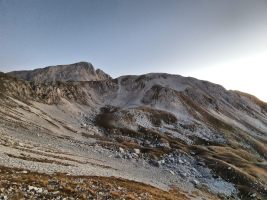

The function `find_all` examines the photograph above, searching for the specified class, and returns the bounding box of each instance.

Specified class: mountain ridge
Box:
[6,62,267,103]
[0,63,266,199]
[7,61,111,83]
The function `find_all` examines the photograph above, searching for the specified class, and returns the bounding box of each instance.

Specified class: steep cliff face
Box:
[1,67,267,199]
[7,62,111,83]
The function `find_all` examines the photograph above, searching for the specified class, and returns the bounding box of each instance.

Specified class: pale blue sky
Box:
[0,0,267,100]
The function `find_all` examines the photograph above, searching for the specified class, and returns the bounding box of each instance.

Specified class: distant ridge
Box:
[7,61,111,83]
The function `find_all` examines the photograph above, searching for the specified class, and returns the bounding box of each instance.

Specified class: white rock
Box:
[81,123,87,127]
[28,185,34,190]
[178,159,184,164]
[28,186,43,193]
[192,179,199,185]
[119,147,124,153]
[158,160,165,165]
[169,170,175,175]
[134,148,140,154]
[18,142,24,147]
[132,153,138,158]
[37,188,43,193]
[250,193,257,198]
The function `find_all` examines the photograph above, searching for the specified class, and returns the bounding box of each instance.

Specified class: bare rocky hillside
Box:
[0,64,266,200]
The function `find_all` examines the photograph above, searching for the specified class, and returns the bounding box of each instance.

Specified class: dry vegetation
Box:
[189,145,267,200]
[0,166,188,200]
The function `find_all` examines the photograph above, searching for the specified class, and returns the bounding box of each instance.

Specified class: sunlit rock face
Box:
[7,61,111,83]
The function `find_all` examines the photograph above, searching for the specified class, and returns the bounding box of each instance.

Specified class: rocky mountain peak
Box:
[7,61,111,83]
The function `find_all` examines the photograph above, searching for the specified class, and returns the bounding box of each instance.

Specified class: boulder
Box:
[119,147,125,153]
[134,149,140,154]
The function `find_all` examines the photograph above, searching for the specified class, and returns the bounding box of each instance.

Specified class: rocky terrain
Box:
[0,62,266,200]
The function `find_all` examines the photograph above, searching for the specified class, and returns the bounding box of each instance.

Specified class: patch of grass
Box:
[0,165,189,200]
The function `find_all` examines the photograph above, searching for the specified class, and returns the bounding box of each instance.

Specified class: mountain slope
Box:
[0,66,266,199]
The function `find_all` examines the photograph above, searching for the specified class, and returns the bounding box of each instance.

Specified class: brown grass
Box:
[0,165,188,200]
[190,145,267,199]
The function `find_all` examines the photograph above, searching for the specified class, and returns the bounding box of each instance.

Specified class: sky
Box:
[0,0,267,101]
